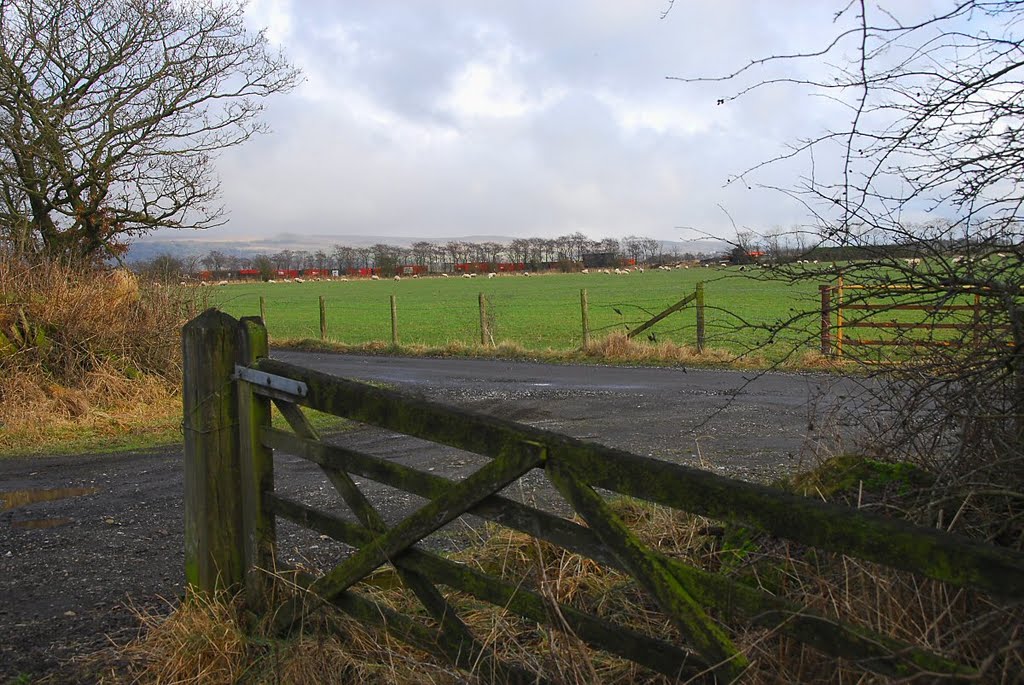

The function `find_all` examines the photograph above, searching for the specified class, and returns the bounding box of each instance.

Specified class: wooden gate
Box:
[183,310,1024,682]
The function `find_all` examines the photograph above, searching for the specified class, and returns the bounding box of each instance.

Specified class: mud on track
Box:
[0,352,866,681]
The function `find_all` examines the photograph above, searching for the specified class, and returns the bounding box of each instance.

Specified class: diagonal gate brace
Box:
[276,441,546,631]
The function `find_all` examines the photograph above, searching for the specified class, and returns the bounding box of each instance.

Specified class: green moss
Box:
[785,454,934,499]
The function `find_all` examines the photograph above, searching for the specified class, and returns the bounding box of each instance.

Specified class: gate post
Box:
[237,316,275,611]
[695,282,705,353]
[820,285,832,356]
[182,309,245,594]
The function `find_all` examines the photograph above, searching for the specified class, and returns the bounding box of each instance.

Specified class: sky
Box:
[190,1,860,246]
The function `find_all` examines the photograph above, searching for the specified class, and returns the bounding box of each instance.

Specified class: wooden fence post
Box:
[479,292,491,347]
[390,294,399,346]
[836,273,844,357]
[319,295,327,340]
[182,309,245,594]
[695,282,705,353]
[580,289,590,348]
[236,316,275,611]
[259,296,266,325]
[820,285,832,356]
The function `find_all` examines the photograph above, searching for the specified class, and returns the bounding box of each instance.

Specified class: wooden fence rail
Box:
[183,309,1024,682]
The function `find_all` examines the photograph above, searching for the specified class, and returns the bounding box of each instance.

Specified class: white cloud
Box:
[246,0,293,46]
[188,2,861,244]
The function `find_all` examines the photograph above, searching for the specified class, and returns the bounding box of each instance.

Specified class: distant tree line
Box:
[134,233,711,280]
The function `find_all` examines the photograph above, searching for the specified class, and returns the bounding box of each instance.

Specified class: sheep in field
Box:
[462,273,472,279]
[371,274,380,281]
[581,268,589,274]
[488,272,497,279]
[394,275,401,281]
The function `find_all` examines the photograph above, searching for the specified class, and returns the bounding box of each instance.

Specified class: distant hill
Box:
[126,232,728,262]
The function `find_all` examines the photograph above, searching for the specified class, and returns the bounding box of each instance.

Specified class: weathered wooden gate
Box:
[183,310,1024,682]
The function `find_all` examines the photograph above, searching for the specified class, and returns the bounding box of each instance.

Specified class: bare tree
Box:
[0,0,300,261]
[680,1,1024,519]
[200,249,228,273]
[508,238,530,265]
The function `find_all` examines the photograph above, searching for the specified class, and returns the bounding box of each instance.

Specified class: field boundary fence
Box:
[182,310,1024,682]
[259,283,707,352]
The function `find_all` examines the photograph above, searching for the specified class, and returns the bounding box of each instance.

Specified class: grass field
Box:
[214,268,826,359]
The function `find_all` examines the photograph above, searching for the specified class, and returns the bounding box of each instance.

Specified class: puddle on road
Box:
[11,517,74,529]
[0,486,99,511]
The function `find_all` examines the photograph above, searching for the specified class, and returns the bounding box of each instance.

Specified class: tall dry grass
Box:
[0,257,203,452]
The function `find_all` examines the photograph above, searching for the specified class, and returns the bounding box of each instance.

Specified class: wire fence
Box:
[215,274,817,357]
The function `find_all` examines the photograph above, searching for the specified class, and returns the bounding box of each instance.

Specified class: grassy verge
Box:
[0,394,351,458]
[278,331,848,373]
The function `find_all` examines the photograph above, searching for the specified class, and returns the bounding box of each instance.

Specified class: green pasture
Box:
[214,268,828,357]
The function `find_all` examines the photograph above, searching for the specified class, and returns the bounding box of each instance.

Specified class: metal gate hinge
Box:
[233,365,308,398]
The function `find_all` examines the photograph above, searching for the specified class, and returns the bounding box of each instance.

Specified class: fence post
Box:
[390,294,399,346]
[182,309,245,594]
[319,295,327,340]
[259,296,266,325]
[236,316,275,611]
[580,288,590,348]
[695,282,705,353]
[836,273,844,357]
[479,292,491,347]
[820,285,832,356]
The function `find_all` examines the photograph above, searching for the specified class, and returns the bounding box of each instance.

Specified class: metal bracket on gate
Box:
[233,365,308,399]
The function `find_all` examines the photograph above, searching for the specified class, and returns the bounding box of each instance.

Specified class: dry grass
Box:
[0,257,202,455]
[280,331,789,371]
[100,491,1023,684]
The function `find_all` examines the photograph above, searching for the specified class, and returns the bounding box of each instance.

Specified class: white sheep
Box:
[394,275,401,281]
[488,272,497,279]
[371,274,380,281]
[294,277,305,283]
[462,273,472,279]
[441,273,449,278]
[217,280,228,285]
[523,271,531,277]
[581,268,589,274]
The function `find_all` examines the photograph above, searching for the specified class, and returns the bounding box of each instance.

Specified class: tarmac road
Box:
[0,352,864,681]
